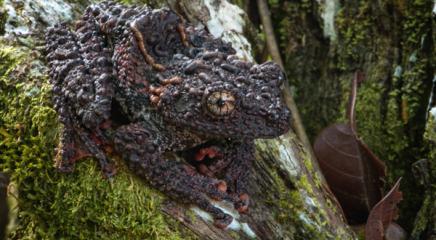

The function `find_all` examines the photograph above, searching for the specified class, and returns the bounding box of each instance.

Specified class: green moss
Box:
[261,148,342,239]
[271,171,339,240]
[335,1,373,71]
[255,133,356,238]
[329,0,433,231]
[269,170,300,225]
[0,46,23,79]
[410,194,434,239]
[297,169,353,239]
[260,0,433,234]
[270,0,344,140]
[227,231,241,240]
[411,115,436,239]
[301,151,349,227]
[0,40,190,240]
[424,115,436,183]
[12,161,184,239]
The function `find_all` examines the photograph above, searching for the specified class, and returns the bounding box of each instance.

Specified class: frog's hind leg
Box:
[190,142,252,214]
[46,21,115,177]
[54,124,116,178]
[54,127,89,173]
[46,24,85,172]
[46,17,114,129]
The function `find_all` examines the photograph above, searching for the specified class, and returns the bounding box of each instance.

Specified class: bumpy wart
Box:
[45,0,291,228]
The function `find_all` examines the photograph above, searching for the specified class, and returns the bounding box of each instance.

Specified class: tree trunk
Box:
[0,0,356,239]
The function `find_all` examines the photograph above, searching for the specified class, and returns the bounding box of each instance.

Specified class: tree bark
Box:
[267,0,434,237]
[0,0,356,239]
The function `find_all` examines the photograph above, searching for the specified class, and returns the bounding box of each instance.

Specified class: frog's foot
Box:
[55,128,88,172]
[145,162,247,228]
[195,146,221,161]
[78,131,116,178]
[114,123,247,227]
[189,146,250,213]
[193,146,232,178]
[55,141,91,172]
[55,128,116,178]
[132,159,246,228]
[224,174,250,214]
[234,193,249,214]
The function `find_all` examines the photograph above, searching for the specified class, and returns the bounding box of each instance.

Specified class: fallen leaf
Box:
[313,72,386,223]
[365,178,403,240]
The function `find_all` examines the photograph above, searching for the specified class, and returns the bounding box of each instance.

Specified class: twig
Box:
[347,71,364,135]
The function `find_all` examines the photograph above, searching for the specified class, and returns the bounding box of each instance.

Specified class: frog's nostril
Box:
[261,93,271,100]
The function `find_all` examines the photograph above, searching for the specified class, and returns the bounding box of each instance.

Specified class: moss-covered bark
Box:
[0,30,190,240]
[0,0,356,239]
[267,0,434,234]
[410,114,436,239]
[0,0,194,239]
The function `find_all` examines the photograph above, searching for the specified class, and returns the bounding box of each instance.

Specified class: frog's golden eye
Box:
[206,91,236,116]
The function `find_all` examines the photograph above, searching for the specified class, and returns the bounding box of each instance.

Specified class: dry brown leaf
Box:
[365,178,403,240]
[314,72,386,223]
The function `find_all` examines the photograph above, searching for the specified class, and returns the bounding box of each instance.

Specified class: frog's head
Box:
[126,9,290,139]
[156,53,291,139]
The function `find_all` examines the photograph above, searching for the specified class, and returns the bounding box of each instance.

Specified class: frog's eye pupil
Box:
[216,98,226,107]
[206,91,235,116]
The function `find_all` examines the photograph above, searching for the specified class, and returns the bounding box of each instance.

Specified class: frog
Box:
[45,0,291,228]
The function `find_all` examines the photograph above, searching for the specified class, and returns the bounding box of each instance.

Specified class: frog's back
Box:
[45,1,182,124]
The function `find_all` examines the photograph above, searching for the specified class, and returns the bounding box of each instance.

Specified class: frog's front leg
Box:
[195,141,254,213]
[222,141,254,212]
[113,123,246,228]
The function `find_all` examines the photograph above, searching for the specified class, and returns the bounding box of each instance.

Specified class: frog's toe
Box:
[100,162,117,179]
[234,193,250,214]
[214,214,233,229]
[186,189,233,229]
[55,136,92,172]
[215,180,227,193]
[194,146,221,161]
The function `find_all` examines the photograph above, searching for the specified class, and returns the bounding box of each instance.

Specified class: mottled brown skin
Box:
[45,1,290,228]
